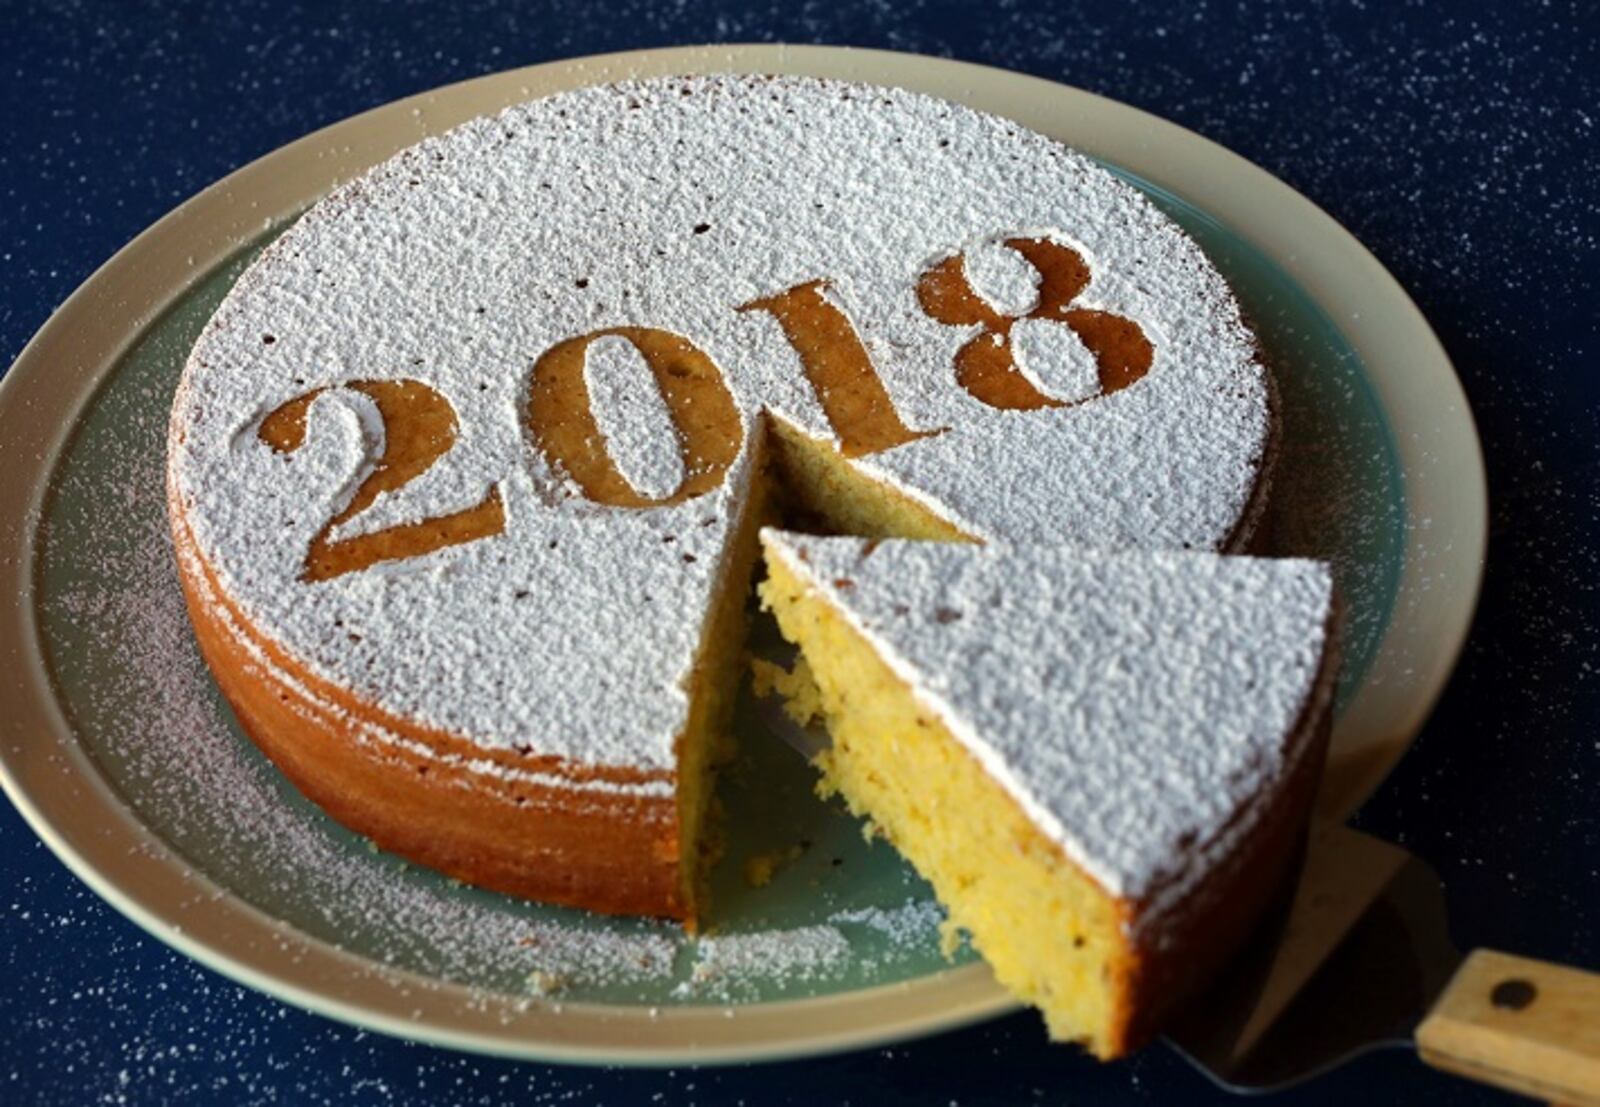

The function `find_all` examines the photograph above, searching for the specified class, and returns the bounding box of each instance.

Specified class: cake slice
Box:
[758,531,1338,1057]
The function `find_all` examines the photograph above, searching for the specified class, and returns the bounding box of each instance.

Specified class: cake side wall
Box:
[169,514,689,920]
[1115,635,1339,1049]
[670,441,784,928]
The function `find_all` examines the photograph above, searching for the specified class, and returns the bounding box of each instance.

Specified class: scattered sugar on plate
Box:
[36,345,949,1007]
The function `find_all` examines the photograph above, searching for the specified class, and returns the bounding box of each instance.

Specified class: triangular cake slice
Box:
[758,531,1338,1058]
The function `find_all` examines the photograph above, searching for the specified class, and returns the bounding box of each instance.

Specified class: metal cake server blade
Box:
[1162,822,1457,1091]
[752,691,830,761]
[754,692,1600,1102]
[749,634,830,761]
[1166,823,1600,1102]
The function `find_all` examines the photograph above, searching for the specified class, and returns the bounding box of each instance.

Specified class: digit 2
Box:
[257,378,505,581]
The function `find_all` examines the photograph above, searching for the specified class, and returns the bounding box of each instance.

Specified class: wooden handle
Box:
[1416,949,1600,1105]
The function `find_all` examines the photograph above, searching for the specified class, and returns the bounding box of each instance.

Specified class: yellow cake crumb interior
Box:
[764,417,970,542]
[756,548,1138,1058]
[671,415,1138,1054]
[672,451,777,928]
[675,414,967,924]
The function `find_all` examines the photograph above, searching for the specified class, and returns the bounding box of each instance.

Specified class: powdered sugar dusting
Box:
[50,436,678,993]
[830,898,947,949]
[1010,317,1100,404]
[763,531,1335,922]
[673,901,947,1001]
[682,925,852,999]
[960,239,1041,316]
[583,334,688,501]
[40,367,960,1000]
[168,75,1270,780]
[288,390,385,542]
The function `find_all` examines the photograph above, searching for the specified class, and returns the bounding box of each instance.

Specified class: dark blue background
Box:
[3,2,1596,1103]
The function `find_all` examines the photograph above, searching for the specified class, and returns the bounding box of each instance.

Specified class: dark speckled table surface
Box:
[2,2,1596,1104]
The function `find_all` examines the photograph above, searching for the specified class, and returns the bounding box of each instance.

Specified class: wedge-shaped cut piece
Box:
[758,531,1337,1057]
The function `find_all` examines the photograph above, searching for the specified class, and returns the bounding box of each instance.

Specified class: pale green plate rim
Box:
[0,44,1486,1065]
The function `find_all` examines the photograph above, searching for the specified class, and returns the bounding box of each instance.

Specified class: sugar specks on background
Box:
[3,3,1596,1105]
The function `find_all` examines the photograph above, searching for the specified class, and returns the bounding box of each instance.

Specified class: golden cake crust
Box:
[170,511,691,919]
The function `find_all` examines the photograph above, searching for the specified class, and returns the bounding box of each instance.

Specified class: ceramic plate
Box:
[0,45,1485,1064]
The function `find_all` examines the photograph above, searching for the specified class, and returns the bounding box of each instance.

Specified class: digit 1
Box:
[739,281,945,457]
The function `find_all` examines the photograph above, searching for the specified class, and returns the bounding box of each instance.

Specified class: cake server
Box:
[1164,821,1599,1102]
[754,694,1600,1103]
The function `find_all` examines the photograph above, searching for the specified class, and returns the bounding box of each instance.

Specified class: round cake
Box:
[166,75,1279,936]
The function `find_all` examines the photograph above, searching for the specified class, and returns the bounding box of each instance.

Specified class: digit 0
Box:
[525,327,744,508]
